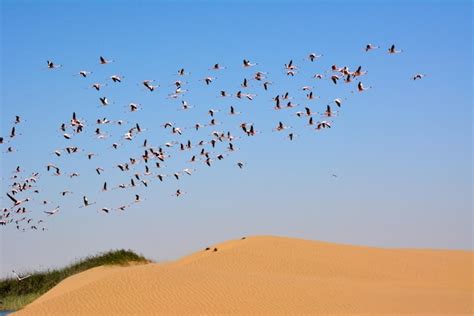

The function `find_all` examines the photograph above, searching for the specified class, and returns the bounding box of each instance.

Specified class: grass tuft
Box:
[0,249,150,311]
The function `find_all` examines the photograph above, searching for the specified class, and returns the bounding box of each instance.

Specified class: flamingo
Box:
[6,193,29,206]
[12,270,31,281]
[78,70,92,77]
[388,44,403,54]
[80,196,96,208]
[365,44,379,52]
[243,59,257,67]
[47,60,62,69]
[413,73,427,80]
[99,56,114,64]
[44,206,60,216]
[308,53,323,62]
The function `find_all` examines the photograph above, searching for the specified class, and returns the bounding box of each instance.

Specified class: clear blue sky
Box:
[1,0,472,276]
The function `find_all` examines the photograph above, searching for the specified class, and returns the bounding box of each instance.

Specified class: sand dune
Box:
[14,236,473,315]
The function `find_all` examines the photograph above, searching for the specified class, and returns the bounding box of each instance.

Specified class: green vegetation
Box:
[0,249,150,311]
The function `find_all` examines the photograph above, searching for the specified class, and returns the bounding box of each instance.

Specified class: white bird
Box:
[229,105,241,115]
[274,121,290,131]
[210,63,225,70]
[183,168,194,176]
[388,44,403,54]
[12,270,31,281]
[47,60,62,69]
[332,97,343,106]
[129,103,140,112]
[6,193,29,206]
[99,97,109,106]
[202,77,215,85]
[78,70,92,77]
[243,59,257,67]
[413,73,427,80]
[179,100,193,110]
[357,81,371,92]
[110,75,122,83]
[91,83,105,91]
[365,44,379,52]
[316,121,332,130]
[99,56,114,64]
[143,80,159,91]
[177,68,189,76]
[284,59,297,70]
[44,206,60,216]
[80,196,96,208]
[308,53,323,62]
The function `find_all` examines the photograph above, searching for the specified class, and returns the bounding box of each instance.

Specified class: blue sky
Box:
[1,0,472,276]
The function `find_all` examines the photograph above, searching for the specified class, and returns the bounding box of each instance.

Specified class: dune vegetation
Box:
[0,249,149,311]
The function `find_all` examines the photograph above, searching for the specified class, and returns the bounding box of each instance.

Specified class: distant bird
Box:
[308,53,323,62]
[388,44,403,54]
[316,121,331,130]
[110,75,122,83]
[229,105,241,115]
[356,81,371,92]
[6,193,29,206]
[333,98,343,107]
[9,127,17,138]
[99,56,114,64]
[365,44,379,52]
[116,205,128,211]
[47,60,62,69]
[210,63,225,70]
[202,77,215,85]
[143,80,159,92]
[243,59,257,67]
[99,97,109,106]
[78,70,92,77]
[263,81,272,90]
[80,196,96,208]
[177,68,189,76]
[322,105,336,117]
[275,121,290,131]
[44,206,60,216]
[412,73,427,80]
[12,270,31,281]
[91,83,105,91]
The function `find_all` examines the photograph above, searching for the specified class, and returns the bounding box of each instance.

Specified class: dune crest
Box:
[14,236,473,315]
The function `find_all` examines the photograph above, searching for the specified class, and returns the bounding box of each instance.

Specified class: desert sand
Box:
[14,236,473,315]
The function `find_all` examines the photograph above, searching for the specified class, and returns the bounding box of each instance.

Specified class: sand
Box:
[14,236,473,315]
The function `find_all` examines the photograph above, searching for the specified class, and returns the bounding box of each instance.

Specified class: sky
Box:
[0,0,472,277]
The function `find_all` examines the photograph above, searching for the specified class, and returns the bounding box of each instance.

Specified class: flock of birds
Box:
[1,44,425,233]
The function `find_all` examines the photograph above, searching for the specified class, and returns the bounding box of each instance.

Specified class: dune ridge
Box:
[14,236,473,315]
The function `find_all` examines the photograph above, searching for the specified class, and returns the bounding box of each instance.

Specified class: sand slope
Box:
[14,236,473,315]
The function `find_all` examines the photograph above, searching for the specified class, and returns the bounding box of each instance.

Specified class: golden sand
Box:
[14,236,473,315]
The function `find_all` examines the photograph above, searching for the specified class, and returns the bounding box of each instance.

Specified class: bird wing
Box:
[6,193,18,203]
